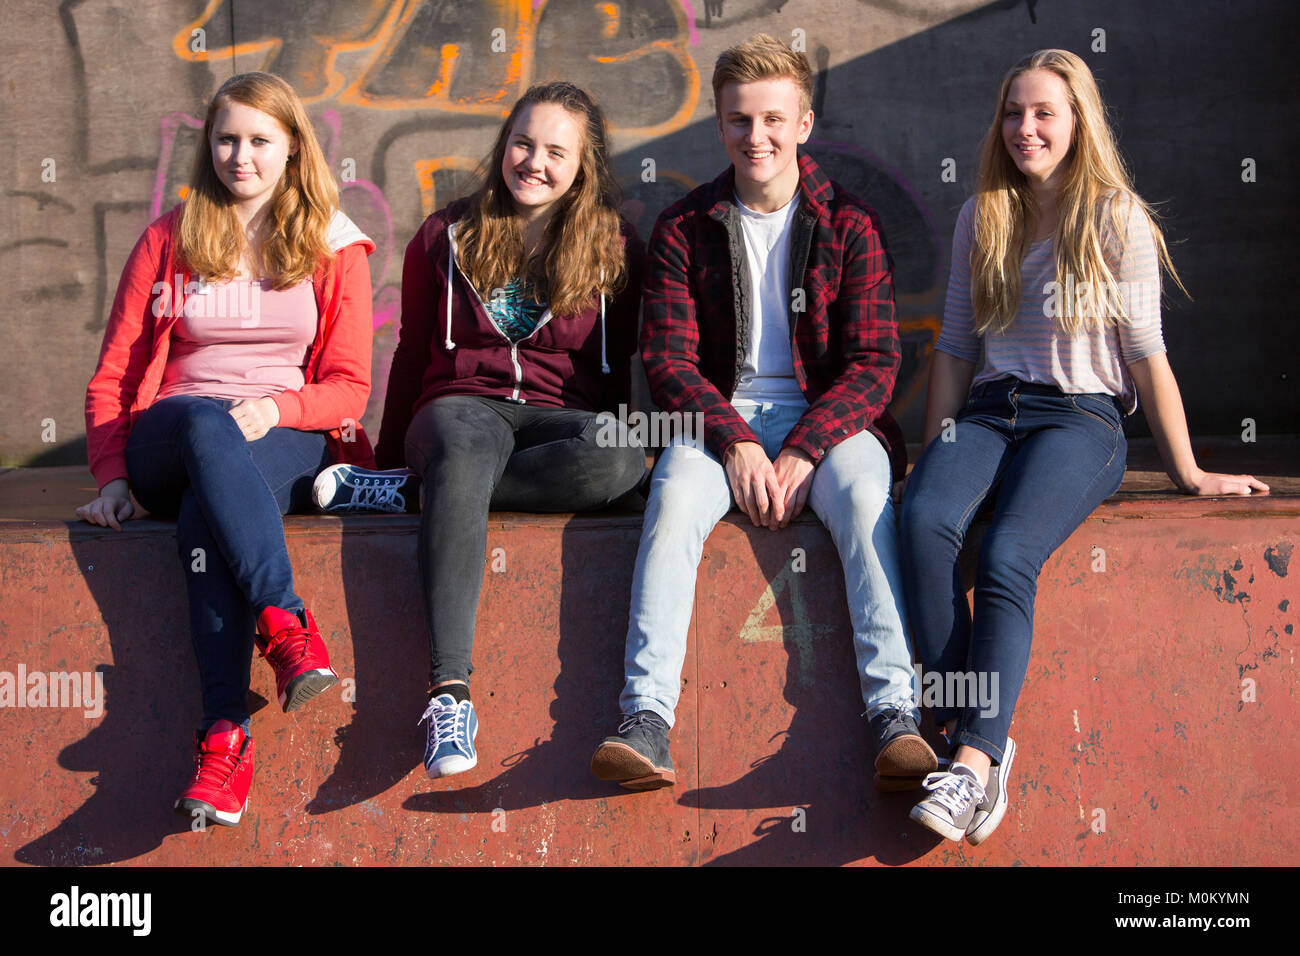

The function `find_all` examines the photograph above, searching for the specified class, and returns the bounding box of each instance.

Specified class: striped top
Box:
[935,193,1166,412]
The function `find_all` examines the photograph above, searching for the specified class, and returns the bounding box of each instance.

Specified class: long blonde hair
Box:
[971,49,1185,335]
[454,82,626,318]
[179,72,336,288]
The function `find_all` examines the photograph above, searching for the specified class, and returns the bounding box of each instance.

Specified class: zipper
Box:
[507,298,555,404]
[447,222,554,404]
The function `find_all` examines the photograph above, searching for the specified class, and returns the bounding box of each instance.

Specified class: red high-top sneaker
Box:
[174,720,254,827]
[256,606,339,712]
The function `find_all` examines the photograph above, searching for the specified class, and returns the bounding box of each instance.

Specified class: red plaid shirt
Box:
[640,154,906,480]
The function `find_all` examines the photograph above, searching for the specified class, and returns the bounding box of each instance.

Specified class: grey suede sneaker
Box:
[869,706,938,790]
[966,736,1016,845]
[590,711,675,791]
[910,764,986,842]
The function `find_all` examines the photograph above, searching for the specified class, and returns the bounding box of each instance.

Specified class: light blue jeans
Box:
[620,402,918,727]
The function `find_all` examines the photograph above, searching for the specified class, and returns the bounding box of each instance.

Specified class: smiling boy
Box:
[590,34,934,791]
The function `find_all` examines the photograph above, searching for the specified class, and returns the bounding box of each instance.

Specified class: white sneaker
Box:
[910,763,985,842]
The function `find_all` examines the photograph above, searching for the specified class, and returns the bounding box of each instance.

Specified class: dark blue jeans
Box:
[405,395,648,686]
[899,379,1126,764]
[125,396,330,733]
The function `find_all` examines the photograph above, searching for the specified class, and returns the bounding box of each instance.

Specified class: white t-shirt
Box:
[731,194,807,407]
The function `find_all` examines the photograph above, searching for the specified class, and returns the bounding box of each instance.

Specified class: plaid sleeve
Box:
[639,213,757,460]
[782,208,900,461]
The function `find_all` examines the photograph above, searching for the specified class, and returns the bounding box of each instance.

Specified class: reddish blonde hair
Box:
[180,72,336,288]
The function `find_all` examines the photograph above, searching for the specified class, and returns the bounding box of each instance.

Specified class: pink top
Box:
[156,278,318,401]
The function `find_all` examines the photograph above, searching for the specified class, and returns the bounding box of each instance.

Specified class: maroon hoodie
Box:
[376,198,645,468]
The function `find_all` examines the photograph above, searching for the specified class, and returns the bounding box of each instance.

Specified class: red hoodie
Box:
[85,205,377,490]
[375,198,645,468]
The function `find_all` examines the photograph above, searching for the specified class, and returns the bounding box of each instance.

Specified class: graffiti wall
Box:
[3,0,1296,468]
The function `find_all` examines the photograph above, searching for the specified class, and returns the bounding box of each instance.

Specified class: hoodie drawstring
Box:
[599,268,609,374]
[446,227,605,373]
[444,240,456,351]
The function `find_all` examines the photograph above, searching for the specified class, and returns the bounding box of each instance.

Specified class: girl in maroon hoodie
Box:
[314,82,646,779]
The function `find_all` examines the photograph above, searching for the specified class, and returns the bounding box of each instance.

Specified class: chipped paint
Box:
[1265,541,1293,577]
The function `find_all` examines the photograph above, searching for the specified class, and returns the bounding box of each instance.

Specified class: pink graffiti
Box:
[150,112,203,219]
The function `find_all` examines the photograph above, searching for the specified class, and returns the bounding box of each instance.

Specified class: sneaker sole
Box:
[966,737,1016,846]
[590,742,675,790]
[426,753,478,779]
[909,802,966,842]
[875,733,939,777]
[281,669,339,712]
[175,796,245,827]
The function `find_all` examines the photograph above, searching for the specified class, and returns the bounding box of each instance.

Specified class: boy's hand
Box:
[724,441,782,528]
[771,448,814,529]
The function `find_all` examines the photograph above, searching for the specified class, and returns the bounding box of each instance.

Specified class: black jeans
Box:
[405,395,647,685]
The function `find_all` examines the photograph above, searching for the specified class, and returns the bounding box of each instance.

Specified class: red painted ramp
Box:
[0,497,1296,866]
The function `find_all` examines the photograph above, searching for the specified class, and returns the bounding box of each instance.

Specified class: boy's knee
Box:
[647,478,716,532]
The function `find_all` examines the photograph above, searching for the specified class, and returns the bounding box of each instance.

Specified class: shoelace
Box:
[346,477,405,511]
[262,623,310,670]
[617,712,665,734]
[877,708,915,737]
[194,746,242,790]
[919,770,985,816]
[418,697,467,746]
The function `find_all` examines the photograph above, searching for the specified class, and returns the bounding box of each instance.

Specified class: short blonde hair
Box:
[712,33,813,116]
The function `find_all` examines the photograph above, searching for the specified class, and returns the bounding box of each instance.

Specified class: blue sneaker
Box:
[313,464,415,515]
[419,693,478,778]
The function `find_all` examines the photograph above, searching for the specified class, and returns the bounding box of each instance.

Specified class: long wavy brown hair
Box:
[179,72,336,288]
[454,82,626,317]
[971,49,1186,335]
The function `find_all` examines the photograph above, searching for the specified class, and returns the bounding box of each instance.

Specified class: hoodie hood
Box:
[327,209,375,255]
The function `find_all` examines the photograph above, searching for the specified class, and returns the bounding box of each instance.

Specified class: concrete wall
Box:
[5,502,1296,865]
[3,0,1296,469]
